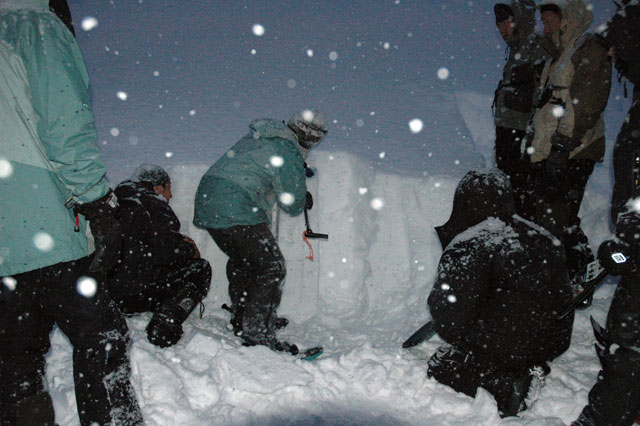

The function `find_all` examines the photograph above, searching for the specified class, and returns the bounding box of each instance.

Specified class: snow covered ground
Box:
[44,1,634,425]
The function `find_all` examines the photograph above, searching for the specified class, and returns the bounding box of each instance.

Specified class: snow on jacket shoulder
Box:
[193,119,307,229]
[0,4,109,276]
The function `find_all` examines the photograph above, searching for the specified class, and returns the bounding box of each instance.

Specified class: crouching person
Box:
[108,164,212,348]
[426,169,574,417]
[193,110,327,354]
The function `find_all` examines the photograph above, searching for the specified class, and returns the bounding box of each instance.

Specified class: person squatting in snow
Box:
[528,0,612,298]
[193,110,327,355]
[0,0,143,425]
[107,164,212,348]
[492,0,548,222]
[427,169,574,418]
[573,1,640,424]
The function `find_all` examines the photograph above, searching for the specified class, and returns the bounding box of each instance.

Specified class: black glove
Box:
[146,313,184,348]
[304,162,315,178]
[597,239,635,275]
[76,190,121,273]
[544,132,580,189]
[305,191,313,210]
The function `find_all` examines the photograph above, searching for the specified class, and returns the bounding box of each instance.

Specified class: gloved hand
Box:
[304,162,315,178]
[305,191,313,210]
[597,239,635,275]
[146,313,184,347]
[75,189,121,273]
[544,132,580,190]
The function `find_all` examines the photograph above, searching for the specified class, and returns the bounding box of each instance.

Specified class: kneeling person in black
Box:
[427,169,574,417]
[109,164,212,347]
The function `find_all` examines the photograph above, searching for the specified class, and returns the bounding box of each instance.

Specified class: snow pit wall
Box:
[168,150,459,338]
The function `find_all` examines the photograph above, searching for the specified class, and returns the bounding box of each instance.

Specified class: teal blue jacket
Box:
[194,119,307,229]
[0,0,109,276]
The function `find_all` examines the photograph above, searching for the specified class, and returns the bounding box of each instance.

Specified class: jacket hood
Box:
[0,0,48,9]
[249,118,297,142]
[495,0,537,46]
[435,169,517,248]
[542,0,593,50]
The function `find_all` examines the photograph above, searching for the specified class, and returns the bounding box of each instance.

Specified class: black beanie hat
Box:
[494,3,514,24]
[539,3,562,18]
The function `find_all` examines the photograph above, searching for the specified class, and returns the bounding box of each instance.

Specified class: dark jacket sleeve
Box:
[428,238,490,349]
[569,36,612,139]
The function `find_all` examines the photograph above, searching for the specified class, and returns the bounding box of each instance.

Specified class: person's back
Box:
[428,169,573,417]
[109,165,212,348]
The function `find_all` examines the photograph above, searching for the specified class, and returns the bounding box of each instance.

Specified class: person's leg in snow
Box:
[146,258,212,347]
[209,224,296,353]
[0,257,143,426]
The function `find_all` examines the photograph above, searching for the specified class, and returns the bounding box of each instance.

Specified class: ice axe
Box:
[302,205,327,260]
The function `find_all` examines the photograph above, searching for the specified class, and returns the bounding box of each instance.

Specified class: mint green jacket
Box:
[194,119,307,229]
[0,0,109,276]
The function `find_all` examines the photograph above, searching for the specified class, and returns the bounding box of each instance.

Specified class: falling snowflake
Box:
[437,67,450,80]
[77,276,98,298]
[269,156,284,167]
[409,119,423,134]
[81,17,98,31]
[0,158,13,178]
[116,91,128,101]
[252,24,265,36]
[33,232,54,252]
[370,198,385,210]
[279,192,294,205]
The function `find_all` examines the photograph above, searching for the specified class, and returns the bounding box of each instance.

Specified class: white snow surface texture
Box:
[43,1,633,425]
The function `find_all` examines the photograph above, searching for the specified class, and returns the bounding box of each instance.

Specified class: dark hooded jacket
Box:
[493,0,548,131]
[604,0,640,86]
[108,180,195,297]
[429,169,574,369]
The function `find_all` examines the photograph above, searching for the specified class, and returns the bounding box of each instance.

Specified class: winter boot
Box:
[501,372,533,417]
[147,283,200,347]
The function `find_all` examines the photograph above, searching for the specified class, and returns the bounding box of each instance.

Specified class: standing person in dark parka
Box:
[574,1,640,424]
[0,1,142,424]
[493,0,547,220]
[427,169,574,418]
[109,164,212,348]
[194,110,327,354]
[530,0,612,292]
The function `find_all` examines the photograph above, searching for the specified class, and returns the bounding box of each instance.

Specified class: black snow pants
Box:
[0,256,143,426]
[495,126,536,221]
[575,272,640,426]
[110,258,212,325]
[534,158,596,282]
[611,88,640,223]
[208,223,286,345]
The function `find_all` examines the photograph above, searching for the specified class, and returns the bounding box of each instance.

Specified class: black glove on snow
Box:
[305,191,313,210]
[146,313,184,348]
[75,189,121,273]
[597,239,635,275]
